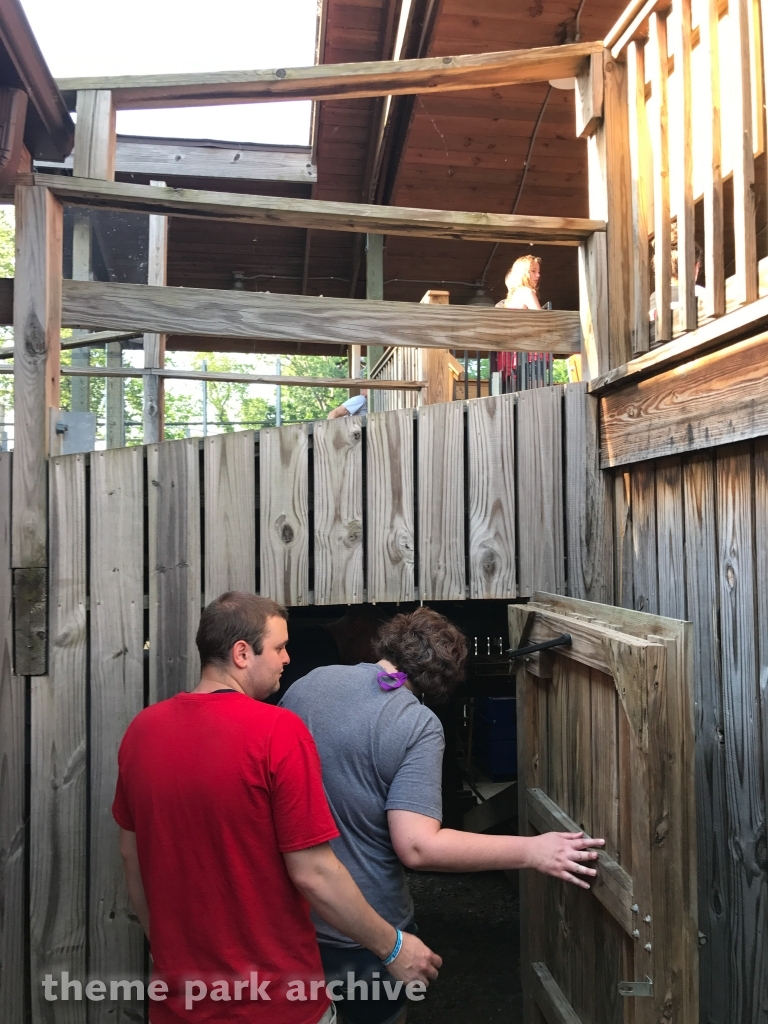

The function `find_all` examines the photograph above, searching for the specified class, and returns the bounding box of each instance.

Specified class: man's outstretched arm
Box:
[284,842,441,984]
[119,828,150,938]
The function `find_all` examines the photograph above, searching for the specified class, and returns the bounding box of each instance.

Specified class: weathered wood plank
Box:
[12,185,62,568]
[13,566,47,675]
[627,40,650,355]
[204,431,256,602]
[467,395,516,600]
[629,463,658,614]
[148,439,201,702]
[259,424,309,606]
[57,365,425,391]
[73,91,115,180]
[715,444,766,1023]
[517,387,564,597]
[754,439,768,1022]
[669,0,696,332]
[603,54,633,369]
[531,961,584,1024]
[89,446,145,1020]
[113,137,316,183]
[60,280,583,356]
[417,402,465,601]
[613,469,634,608]
[366,409,414,603]
[30,455,87,1024]
[731,0,758,306]
[56,42,605,108]
[33,173,604,245]
[649,12,672,343]
[699,0,725,317]
[683,453,730,1024]
[599,332,768,467]
[563,383,613,604]
[655,458,685,619]
[527,787,635,937]
[313,417,364,605]
[0,454,25,1024]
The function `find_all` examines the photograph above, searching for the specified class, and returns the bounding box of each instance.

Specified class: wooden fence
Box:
[1,384,767,1022]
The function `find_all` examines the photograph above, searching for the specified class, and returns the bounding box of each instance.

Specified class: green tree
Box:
[279,354,350,423]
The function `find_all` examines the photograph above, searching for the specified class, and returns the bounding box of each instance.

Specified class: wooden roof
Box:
[63,0,630,323]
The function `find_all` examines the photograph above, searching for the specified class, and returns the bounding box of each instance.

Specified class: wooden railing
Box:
[607,0,768,355]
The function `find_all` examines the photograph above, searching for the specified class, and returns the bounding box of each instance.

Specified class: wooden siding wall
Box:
[611,442,768,1024]
[3,387,767,1021]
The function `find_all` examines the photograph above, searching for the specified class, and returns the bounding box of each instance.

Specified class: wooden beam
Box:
[12,185,62,569]
[627,41,650,354]
[649,12,672,343]
[530,962,584,1024]
[60,280,582,355]
[115,136,316,183]
[51,366,426,390]
[599,331,768,467]
[731,0,758,306]
[669,0,696,333]
[589,291,768,391]
[28,173,605,244]
[56,43,605,110]
[699,0,725,317]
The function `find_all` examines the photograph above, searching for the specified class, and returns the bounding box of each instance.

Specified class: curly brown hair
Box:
[373,608,467,703]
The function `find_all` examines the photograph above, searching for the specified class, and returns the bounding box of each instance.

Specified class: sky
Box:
[20,0,317,145]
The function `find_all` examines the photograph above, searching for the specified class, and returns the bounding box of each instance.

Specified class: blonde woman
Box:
[496,254,542,309]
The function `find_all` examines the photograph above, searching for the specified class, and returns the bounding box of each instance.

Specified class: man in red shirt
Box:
[113,591,440,1024]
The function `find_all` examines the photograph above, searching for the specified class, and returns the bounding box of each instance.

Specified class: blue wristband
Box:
[381,929,403,966]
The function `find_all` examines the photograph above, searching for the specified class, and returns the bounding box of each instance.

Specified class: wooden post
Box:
[669,0,696,333]
[650,12,672,343]
[732,0,758,306]
[143,180,168,444]
[12,186,63,672]
[577,51,609,379]
[366,234,385,402]
[419,290,457,405]
[627,41,650,354]
[72,90,116,424]
[699,0,725,317]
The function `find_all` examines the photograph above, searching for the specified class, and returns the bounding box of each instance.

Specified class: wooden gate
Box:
[509,593,698,1024]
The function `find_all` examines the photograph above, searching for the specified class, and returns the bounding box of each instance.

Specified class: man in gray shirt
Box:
[282,608,604,1024]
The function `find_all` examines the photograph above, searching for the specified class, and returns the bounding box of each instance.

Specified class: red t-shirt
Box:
[112,692,340,1024]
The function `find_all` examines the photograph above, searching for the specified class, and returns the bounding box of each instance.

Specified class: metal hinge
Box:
[618,977,654,998]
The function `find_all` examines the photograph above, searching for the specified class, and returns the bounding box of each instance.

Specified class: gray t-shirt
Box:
[279,663,444,946]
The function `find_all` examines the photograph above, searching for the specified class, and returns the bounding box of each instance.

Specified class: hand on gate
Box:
[527,831,605,889]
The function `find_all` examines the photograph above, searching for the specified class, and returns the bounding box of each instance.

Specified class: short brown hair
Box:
[374,608,467,704]
[196,591,288,668]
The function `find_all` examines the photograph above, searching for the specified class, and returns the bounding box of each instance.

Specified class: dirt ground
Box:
[406,871,523,1022]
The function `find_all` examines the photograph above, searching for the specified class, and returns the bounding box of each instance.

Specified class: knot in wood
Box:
[346,520,363,545]
[481,547,499,579]
[276,514,294,545]
[24,310,46,357]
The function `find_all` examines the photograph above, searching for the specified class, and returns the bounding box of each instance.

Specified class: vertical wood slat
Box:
[699,0,725,317]
[732,0,758,306]
[143,181,169,446]
[613,469,634,608]
[12,186,63,569]
[714,444,765,1023]
[417,401,465,601]
[366,409,415,603]
[629,463,658,613]
[30,456,87,1024]
[204,431,256,603]
[517,386,564,597]
[259,424,309,606]
[754,440,768,1006]
[563,383,613,604]
[148,439,201,702]
[313,417,364,605]
[627,40,651,354]
[683,453,730,1024]
[467,395,516,600]
[669,0,697,332]
[0,454,25,1023]
[89,447,145,1022]
[649,12,672,343]
[655,458,685,618]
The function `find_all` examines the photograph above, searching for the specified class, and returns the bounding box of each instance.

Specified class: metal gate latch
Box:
[507,633,572,660]
[618,977,653,997]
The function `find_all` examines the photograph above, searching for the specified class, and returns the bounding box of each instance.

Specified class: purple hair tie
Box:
[377,671,408,692]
